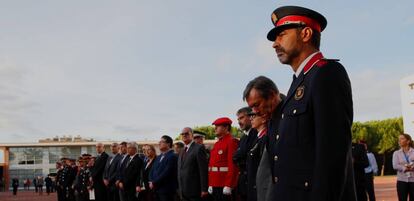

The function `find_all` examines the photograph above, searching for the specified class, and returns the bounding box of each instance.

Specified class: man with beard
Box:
[232,107,257,201]
[266,6,355,201]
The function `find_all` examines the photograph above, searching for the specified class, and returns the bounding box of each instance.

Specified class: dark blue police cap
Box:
[267,6,327,41]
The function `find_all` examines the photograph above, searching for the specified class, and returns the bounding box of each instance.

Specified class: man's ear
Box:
[301,27,313,43]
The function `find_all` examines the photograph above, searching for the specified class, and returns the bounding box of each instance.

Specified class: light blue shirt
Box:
[365,152,378,174]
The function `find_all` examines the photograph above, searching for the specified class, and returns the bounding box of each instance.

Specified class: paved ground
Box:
[0,176,399,201]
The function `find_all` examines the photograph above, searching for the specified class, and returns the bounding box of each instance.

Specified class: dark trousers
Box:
[94,182,108,201]
[75,190,89,201]
[212,188,232,201]
[57,186,64,201]
[63,186,75,201]
[181,194,203,201]
[46,185,52,195]
[12,186,18,195]
[356,182,367,201]
[365,172,376,201]
[125,187,138,201]
[155,192,174,201]
[397,181,414,201]
[107,185,120,201]
[139,190,155,201]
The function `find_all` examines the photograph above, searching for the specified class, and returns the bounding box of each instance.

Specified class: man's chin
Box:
[277,57,290,65]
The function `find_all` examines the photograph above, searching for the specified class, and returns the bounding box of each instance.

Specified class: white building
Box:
[400,74,414,136]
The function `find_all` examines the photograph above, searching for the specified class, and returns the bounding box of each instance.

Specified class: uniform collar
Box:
[218,133,231,140]
[294,51,321,77]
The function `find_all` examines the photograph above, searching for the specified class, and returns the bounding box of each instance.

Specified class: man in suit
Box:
[266,5,356,201]
[177,127,209,201]
[232,107,257,201]
[149,135,178,201]
[90,143,109,201]
[116,142,129,201]
[119,142,143,201]
[104,143,123,201]
[243,76,283,201]
[352,142,369,201]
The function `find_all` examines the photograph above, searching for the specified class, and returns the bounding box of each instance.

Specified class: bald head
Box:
[96,143,105,154]
[181,127,194,145]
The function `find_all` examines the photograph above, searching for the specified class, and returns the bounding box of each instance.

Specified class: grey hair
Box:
[127,141,138,150]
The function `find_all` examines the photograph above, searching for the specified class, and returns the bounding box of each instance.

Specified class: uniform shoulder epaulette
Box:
[316,58,340,67]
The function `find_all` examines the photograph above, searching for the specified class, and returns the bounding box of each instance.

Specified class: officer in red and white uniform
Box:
[208,117,239,201]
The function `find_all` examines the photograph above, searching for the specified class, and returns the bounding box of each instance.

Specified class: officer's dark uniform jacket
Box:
[60,165,77,200]
[56,167,64,201]
[246,129,266,201]
[267,52,356,201]
[74,167,91,194]
[233,128,257,196]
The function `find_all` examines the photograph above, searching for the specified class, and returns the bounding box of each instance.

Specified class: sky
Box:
[0,0,413,143]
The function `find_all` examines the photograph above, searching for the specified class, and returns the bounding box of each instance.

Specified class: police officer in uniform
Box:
[57,160,65,201]
[208,117,239,201]
[61,158,77,201]
[74,155,92,201]
[232,107,257,201]
[193,130,210,159]
[266,6,356,201]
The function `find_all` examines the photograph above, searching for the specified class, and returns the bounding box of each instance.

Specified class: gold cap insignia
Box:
[271,13,278,25]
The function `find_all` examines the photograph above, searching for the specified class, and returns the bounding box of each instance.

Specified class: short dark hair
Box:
[120,141,127,146]
[161,135,174,148]
[237,107,252,115]
[311,30,321,50]
[243,76,279,101]
[296,26,321,50]
[174,142,184,148]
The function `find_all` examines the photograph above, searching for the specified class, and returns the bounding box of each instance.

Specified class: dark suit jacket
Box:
[149,150,178,194]
[91,152,109,183]
[116,154,130,182]
[246,134,266,201]
[177,142,208,198]
[352,143,369,186]
[121,154,143,189]
[233,129,258,195]
[271,57,356,201]
[142,159,155,190]
[104,153,122,186]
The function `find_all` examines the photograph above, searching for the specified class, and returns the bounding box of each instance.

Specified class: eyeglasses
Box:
[248,112,258,118]
[180,132,190,136]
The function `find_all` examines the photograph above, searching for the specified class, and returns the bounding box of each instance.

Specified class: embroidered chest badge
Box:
[218,150,223,155]
[294,85,305,100]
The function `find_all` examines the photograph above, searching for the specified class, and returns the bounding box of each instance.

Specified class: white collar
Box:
[244,128,252,136]
[295,51,320,78]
